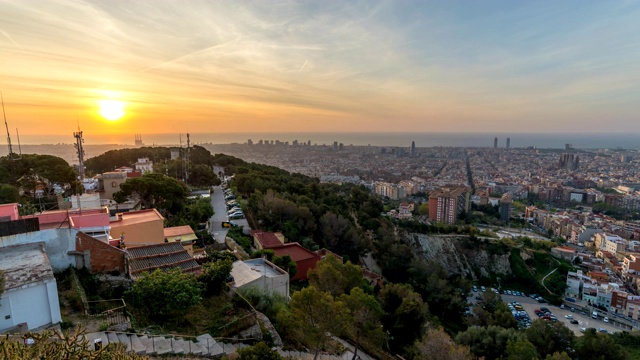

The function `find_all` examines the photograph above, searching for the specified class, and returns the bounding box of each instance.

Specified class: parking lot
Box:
[468,289,624,336]
[500,294,622,336]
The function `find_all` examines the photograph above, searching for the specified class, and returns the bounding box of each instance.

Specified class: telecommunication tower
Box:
[74,129,86,181]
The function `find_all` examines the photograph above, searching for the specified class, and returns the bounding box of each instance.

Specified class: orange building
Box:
[109,209,165,248]
[428,185,471,224]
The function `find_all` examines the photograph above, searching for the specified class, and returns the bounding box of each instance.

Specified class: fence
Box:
[87,299,129,328]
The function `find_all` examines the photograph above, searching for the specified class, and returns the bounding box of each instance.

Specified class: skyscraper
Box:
[494,137,498,148]
[411,141,416,157]
[506,138,511,149]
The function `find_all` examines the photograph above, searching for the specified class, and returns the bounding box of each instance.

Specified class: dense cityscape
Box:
[3,0,640,359]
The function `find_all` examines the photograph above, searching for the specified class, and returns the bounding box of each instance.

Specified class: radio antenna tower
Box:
[73,127,86,181]
[185,133,190,185]
[1,92,16,160]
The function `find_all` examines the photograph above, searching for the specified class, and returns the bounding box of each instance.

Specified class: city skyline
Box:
[2,1,640,141]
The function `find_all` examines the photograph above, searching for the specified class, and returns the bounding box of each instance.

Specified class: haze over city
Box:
[2,1,640,144]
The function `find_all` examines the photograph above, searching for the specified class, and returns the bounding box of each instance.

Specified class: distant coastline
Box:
[10,132,640,149]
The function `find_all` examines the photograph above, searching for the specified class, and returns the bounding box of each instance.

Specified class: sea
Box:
[13,132,640,149]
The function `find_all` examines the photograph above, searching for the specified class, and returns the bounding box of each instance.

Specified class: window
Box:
[112,182,117,187]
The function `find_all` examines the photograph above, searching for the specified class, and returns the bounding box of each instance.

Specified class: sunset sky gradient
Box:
[2,1,640,143]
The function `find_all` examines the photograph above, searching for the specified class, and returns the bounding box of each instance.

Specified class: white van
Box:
[592,311,598,319]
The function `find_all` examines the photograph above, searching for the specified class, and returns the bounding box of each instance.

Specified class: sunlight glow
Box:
[99,100,125,121]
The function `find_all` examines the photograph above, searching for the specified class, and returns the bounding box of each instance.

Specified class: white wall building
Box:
[230,258,289,299]
[0,243,62,332]
[134,158,154,173]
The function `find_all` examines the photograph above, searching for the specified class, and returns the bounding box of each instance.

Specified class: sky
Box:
[1,0,640,144]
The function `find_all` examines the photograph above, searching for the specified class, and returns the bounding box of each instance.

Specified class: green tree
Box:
[469,291,518,329]
[237,342,283,360]
[379,283,429,354]
[339,287,385,360]
[574,329,627,360]
[114,173,188,214]
[455,325,526,360]
[413,328,473,360]
[286,286,349,360]
[417,203,429,216]
[272,255,297,279]
[525,319,575,359]
[308,255,364,297]
[505,339,538,360]
[198,258,233,296]
[319,212,362,260]
[124,268,202,324]
[545,352,572,360]
[0,183,19,203]
[190,163,220,187]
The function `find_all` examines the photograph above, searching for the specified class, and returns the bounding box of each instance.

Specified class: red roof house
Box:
[271,242,321,281]
[251,230,285,250]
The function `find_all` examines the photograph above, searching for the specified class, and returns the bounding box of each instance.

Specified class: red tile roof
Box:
[164,225,195,238]
[251,231,283,249]
[272,243,320,262]
[70,213,110,228]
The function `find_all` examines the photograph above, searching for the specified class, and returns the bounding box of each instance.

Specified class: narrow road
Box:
[541,267,558,294]
[209,185,229,243]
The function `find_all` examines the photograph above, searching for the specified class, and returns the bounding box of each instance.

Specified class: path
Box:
[541,267,558,294]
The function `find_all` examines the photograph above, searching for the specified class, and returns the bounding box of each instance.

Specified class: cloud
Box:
[2,0,640,139]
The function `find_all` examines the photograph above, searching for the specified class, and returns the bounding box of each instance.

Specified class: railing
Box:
[87,299,128,328]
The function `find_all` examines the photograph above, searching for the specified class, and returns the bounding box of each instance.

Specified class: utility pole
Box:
[185,133,190,186]
[2,92,15,159]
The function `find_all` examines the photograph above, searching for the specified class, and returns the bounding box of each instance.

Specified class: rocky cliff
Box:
[407,233,514,280]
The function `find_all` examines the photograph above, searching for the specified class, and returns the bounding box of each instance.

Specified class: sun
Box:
[99,99,125,121]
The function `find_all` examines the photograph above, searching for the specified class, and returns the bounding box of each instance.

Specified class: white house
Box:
[134,158,153,173]
[230,258,289,299]
[0,243,62,332]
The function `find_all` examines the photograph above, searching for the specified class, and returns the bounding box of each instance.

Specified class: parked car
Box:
[230,213,245,219]
[570,319,579,324]
[604,317,609,323]
[592,311,598,319]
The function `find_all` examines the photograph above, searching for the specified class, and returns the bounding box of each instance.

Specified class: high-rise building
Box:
[559,153,580,170]
[247,139,253,145]
[499,192,513,221]
[411,141,416,157]
[333,141,338,151]
[506,138,511,149]
[494,137,498,148]
[428,185,471,224]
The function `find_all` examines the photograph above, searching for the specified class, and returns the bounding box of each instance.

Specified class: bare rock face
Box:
[409,233,512,280]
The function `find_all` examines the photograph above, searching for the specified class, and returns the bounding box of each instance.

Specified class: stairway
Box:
[84,331,225,357]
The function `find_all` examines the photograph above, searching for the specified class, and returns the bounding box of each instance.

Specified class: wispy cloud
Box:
[2,0,640,139]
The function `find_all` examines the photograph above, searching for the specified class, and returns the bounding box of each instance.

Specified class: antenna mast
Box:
[185,133,190,185]
[73,127,86,181]
[16,128,22,157]
[1,92,15,160]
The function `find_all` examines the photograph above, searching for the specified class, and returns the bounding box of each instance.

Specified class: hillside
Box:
[407,233,574,302]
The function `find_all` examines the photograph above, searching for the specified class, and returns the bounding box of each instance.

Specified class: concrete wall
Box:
[0,229,77,272]
[0,280,62,332]
[241,274,289,299]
